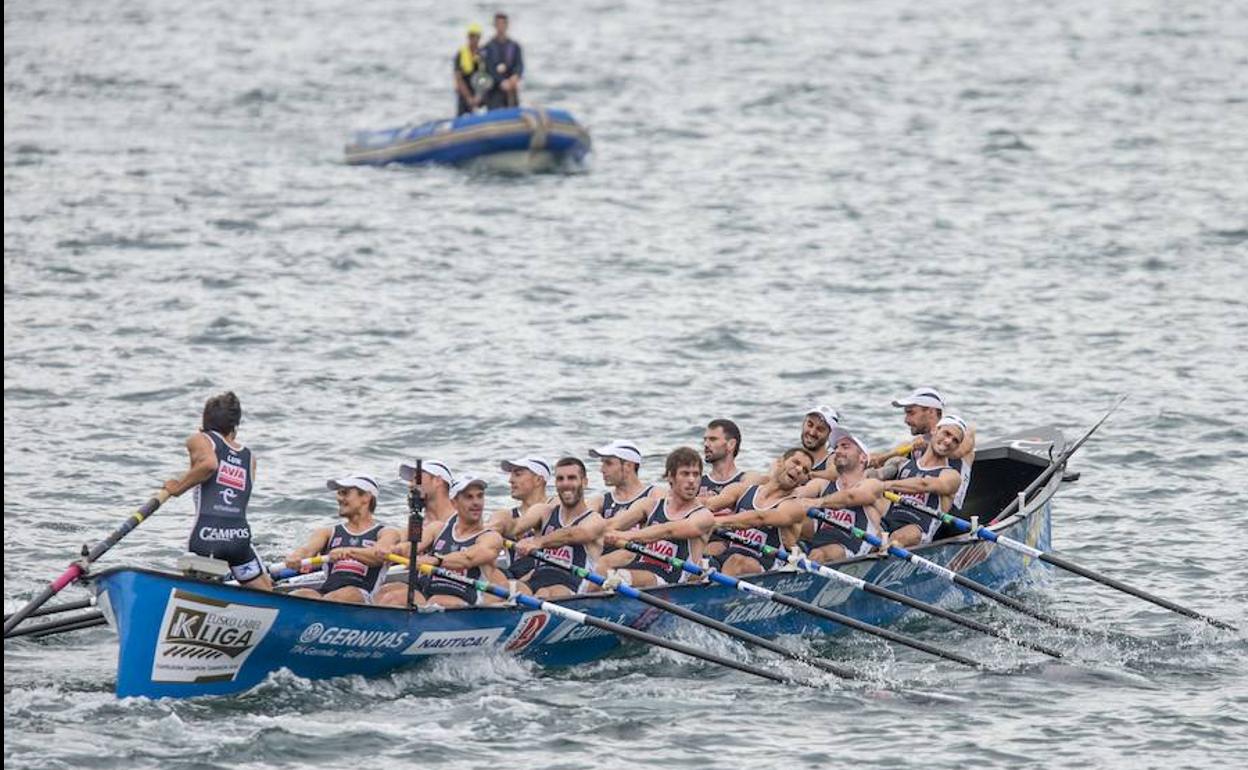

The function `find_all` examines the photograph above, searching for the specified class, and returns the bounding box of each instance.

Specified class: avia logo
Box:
[545,545,574,564]
[640,540,677,567]
[216,462,247,491]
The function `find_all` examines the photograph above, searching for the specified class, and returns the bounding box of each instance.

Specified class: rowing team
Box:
[163,388,975,607]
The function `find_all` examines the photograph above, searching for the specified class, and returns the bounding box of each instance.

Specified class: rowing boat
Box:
[89,426,1065,698]
[344,106,591,170]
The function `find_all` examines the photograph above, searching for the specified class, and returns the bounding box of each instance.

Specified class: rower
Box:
[881,415,968,548]
[714,429,885,563]
[284,475,400,603]
[703,448,819,576]
[801,405,840,477]
[398,458,456,527]
[699,418,759,496]
[488,456,552,579]
[800,429,887,561]
[162,391,272,590]
[594,447,714,587]
[376,476,506,607]
[510,457,607,598]
[589,439,658,524]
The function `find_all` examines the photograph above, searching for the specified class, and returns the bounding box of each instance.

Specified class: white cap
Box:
[891,387,945,410]
[326,475,380,497]
[398,458,454,485]
[828,428,870,464]
[588,440,642,465]
[805,405,840,428]
[449,476,487,498]
[500,457,552,481]
[936,414,968,436]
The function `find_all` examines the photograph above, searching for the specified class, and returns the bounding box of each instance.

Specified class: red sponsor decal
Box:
[505,612,550,652]
[740,529,766,547]
[641,540,678,567]
[546,545,574,563]
[947,542,992,573]
[330,560,367,577]
[216,462,247,491]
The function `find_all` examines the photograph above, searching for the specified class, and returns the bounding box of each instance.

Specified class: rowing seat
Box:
[176,554,231,581]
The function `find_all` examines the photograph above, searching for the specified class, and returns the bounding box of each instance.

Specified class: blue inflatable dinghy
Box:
[345,106,590,170]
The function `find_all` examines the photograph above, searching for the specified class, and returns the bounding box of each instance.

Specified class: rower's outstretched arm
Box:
[439,531,505,570]
[714,500,805,531]
[605,496,653,532]
[702,483,746,513]
[285,526,333,567]
[883,469,961,497]
[529,512,607,551]
[812,478,885,509]
[614,509,713,544]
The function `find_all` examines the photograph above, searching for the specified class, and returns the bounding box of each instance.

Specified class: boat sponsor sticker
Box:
[151,589,278,685]
[401,627,505,655]
[504,611,551,652]
[542,612,631,644]
[291,622,411,659]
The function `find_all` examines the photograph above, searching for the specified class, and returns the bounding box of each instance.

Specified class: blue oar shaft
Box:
[389,557,796,685]
[526,549,856,678]
[714,531,1063,658]
[622,542,981,668]
[807,509,1085,633]
[886,495,1237,632]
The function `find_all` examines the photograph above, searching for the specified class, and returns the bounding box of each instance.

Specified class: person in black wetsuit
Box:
[481,11,524,110]
[163,391,272,589]
[453,23,487,116]
[284,475,401,604]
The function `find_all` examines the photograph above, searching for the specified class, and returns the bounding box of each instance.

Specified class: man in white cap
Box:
[871,387,975,524]
[702,447,821,575]
[588,440,658,523]
[881,415,969,547]
[510,457,607,598]
[715,430,886,564]
[800,429,887,561]
[284,475,401,604]
[398,458,456,526]
[376,475,506,607]
[801,405,840,477]
[489,456,553,578]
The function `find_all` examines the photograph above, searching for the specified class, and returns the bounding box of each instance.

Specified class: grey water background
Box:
[5,0,1248,767]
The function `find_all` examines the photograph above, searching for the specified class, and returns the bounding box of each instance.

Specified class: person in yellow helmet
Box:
[453,23,487,116]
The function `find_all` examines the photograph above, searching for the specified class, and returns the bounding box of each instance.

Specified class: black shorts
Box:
[719,544,776,572]
[526,565,581,594]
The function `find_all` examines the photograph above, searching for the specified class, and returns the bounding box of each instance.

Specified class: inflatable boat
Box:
[344,106,591,171]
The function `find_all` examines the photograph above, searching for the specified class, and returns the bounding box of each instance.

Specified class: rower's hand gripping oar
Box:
[807,508,1086,634]
[4,489,170,637]
[621,542,982,668]
[714,530,1063,659]
[268,554,330,582]
[385,554,800,685]
[883,492,1238,632]
[520,545,857,678]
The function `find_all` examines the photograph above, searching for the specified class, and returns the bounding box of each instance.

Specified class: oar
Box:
[385,555,799,685]
[621,542,982,667]
[714,531,1063,658]
[4,598,93,622]
[884,492,1238,632]
[989,396,1125,524]
[4,489,170,637]
[268,555,329,582]
[807,508,1086,634]
[5,610,107,640]
[522,546,858,678]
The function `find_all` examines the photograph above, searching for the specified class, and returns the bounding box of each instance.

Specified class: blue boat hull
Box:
[344,107,591,167]
[92,428,1063,699]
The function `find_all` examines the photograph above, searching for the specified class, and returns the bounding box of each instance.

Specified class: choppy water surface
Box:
[5,0,1247,768]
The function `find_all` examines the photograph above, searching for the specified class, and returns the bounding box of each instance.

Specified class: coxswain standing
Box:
[376,476,506,607]
[284,475,400,604]
[163,391,271,590]
[595,447,714,587]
